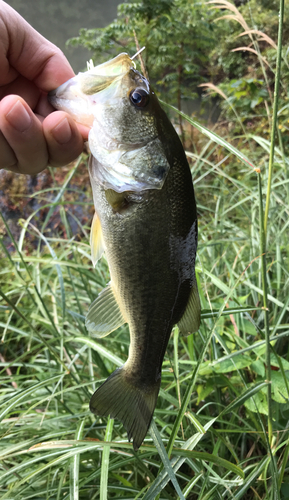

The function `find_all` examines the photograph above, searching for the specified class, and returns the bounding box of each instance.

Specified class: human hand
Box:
[0,1,89,175]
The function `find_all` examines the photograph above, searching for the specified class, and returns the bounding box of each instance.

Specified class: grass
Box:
[0,1,289,499]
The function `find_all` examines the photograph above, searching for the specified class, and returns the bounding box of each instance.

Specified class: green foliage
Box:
[68,0,216,107]
[1,105,289,497]
[197,0,289,148]
[208,0,289,80]
[221,77,269,114]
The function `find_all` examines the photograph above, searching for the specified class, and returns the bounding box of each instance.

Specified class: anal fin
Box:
[178,282,201,336]
[85,283,126,337]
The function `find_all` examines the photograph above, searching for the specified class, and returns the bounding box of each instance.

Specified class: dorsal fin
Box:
[178,282,201,336]
[90,212,105,267]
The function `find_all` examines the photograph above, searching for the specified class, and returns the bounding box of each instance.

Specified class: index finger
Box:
[0,1,75,91]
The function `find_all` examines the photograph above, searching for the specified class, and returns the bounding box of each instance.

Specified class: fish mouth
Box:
[48,53,135,101]
[48,79,87,104]
[48,78,94,126]
[48,53,137,125]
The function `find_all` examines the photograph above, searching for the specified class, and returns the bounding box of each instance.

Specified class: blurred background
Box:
[5,0,121,72]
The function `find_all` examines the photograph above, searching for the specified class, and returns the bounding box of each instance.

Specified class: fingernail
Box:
[5,100,32,132]
[52,117,72,144]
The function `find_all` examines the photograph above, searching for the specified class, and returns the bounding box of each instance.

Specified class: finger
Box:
[0,130,18,173]
[0,95,48,175]
[42,111,86,168]
[1,2,74,90]
[0,75,41,110]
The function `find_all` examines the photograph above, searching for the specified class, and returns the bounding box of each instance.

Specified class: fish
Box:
[48,53,201,451]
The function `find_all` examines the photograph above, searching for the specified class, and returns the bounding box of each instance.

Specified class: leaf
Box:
[213,354,253,373]
[270,354,289,371]
[244,390,268,415]
[271,371,289,404]
[241,319,258,336]
[251,360,265,377]
[196,382,215,405]
[219,381,268,418]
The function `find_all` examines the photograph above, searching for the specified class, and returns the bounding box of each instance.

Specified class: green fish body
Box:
[49,54,200,450]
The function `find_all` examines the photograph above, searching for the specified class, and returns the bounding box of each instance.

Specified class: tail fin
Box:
[90,367,160,451]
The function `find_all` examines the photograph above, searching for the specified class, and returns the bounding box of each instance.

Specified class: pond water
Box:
[5,0,121,72]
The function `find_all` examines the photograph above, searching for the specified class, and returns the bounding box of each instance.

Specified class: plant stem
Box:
[264,0,284,236]
[258,173,272,445]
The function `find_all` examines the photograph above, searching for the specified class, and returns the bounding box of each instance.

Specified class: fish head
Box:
[48,53,133,127]
[49,53,170,193]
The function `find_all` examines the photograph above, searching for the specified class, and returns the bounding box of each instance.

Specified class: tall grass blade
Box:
[160,101,256,170]
[75,336,124,366]
[100,417,114,500]
[41,156,83,233]
[0,375,63,422]
[257,173,273,445]
[234,456,269,499]
[0,288,67,371]
[264,0,285,235]
[182,473,203,497]
[70,420,85,500]
[218,381,269,417]
[1,2,288,497]
[144,382,266,498]
[278,441,289,490]
[149,420,185,500]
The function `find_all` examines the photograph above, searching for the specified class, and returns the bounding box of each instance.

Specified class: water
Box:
[5,0,121,72]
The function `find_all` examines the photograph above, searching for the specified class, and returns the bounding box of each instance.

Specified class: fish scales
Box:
[48,53,201,450]
[91,149,196,380]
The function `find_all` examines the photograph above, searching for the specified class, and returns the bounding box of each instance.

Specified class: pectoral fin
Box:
[178,282,201,336]
[90,212,105,267]
[85,283,126,337]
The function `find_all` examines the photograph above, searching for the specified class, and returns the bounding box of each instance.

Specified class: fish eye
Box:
[129,88,149,108]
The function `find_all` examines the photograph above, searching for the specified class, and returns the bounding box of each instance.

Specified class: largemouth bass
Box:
[49,53,201,451]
